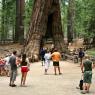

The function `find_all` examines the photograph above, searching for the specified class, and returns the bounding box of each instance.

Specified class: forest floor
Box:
[0,38,84,57]
[0,43,22,58]
[0,61,95,95]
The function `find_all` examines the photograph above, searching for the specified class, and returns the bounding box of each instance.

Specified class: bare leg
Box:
[54,66,57,75]
[58,66,61,74]
[86,83,91,92]
[83,83,86,90]
[23,72,27,86]
[80,58,82,66]
[21,72,24,86]
[45,69,47,74]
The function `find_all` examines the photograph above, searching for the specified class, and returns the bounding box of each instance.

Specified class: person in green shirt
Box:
[81,56,95,94]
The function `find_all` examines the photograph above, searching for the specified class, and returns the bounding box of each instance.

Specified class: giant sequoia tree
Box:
[24,0,64,58]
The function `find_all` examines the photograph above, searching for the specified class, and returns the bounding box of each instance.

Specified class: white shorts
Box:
[44,60,50,69]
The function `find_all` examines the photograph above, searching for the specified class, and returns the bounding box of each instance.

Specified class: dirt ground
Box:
[0,43,23,58]
[0,61,95,95]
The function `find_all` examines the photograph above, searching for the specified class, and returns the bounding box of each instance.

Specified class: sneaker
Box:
[55,73,57,75]
[76,86,80,89]
[11,84,17,87]
[86,91,89,93]
[81,90,87,94]
[9,84,11,86]
[59,73,62,75]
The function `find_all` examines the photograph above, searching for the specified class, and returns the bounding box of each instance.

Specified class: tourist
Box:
[40,48,46,66]
[79,48,85,65]
[81,56,94,94]
[51,49,62,75]
[4,54,11,77]
[20,54,30,86]
[0,57,6,76]
[9,50,17,87]
[16,54,21,67]
[44,50,51,75]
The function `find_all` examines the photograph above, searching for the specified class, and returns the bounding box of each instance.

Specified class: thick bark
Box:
[24,0,64,59]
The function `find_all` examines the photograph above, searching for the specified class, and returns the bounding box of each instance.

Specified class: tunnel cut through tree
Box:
[24,0,65,59]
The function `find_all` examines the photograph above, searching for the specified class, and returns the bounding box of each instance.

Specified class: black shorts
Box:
[41,57,45,61]
[53,61,59,66]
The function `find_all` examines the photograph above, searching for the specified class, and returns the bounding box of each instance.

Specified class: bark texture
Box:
[24,0,64,59]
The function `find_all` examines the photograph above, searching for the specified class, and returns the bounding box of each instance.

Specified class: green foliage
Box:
[0,0,95,42]
[0,0,16,40]
[24,0,34,32]
[60,0,95,40]
[86,48,95,56]
[60,0,68,36]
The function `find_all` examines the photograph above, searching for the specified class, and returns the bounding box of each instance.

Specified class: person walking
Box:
[79,48,85,65]
[20,54,30,87]
[4,54,11,77]
[51,49,62,75]
[9,50,17,87]
[40,48,46,66]
[81,56,94,94]
[44,50,51,75]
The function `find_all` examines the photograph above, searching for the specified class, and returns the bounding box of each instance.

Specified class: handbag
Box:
[79,79,83,90]
[79,74,83,90]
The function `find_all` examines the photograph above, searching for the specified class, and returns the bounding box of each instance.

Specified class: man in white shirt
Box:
[4,54,11,77]
[44,50,51,75]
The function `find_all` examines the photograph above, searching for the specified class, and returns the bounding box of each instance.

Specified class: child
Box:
[44,50,51,75]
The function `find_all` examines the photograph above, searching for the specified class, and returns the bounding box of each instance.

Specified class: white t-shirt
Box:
[4,56,10,65]
[26,58,30,69]
[44,53,51,61]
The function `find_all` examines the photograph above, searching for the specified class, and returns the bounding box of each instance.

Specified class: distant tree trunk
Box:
[15,0,24,44]
[15,0,20,42]
[19,0,25,44]
[88,16,95,47]
[1,0,5,41]
[92,36,95,46]
[67,0,75,43]
[24,0,65,59]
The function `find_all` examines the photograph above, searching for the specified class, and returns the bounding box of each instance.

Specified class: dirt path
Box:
[0,61,95,95]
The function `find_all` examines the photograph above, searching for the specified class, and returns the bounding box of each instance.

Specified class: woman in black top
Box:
[21,54,30,86]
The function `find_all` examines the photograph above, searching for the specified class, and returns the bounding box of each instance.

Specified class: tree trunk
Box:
[15,0,24,44]
[67,0,75,43]
[1,0,5,41]
[24,0,64,59]
[92,36,95,46]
